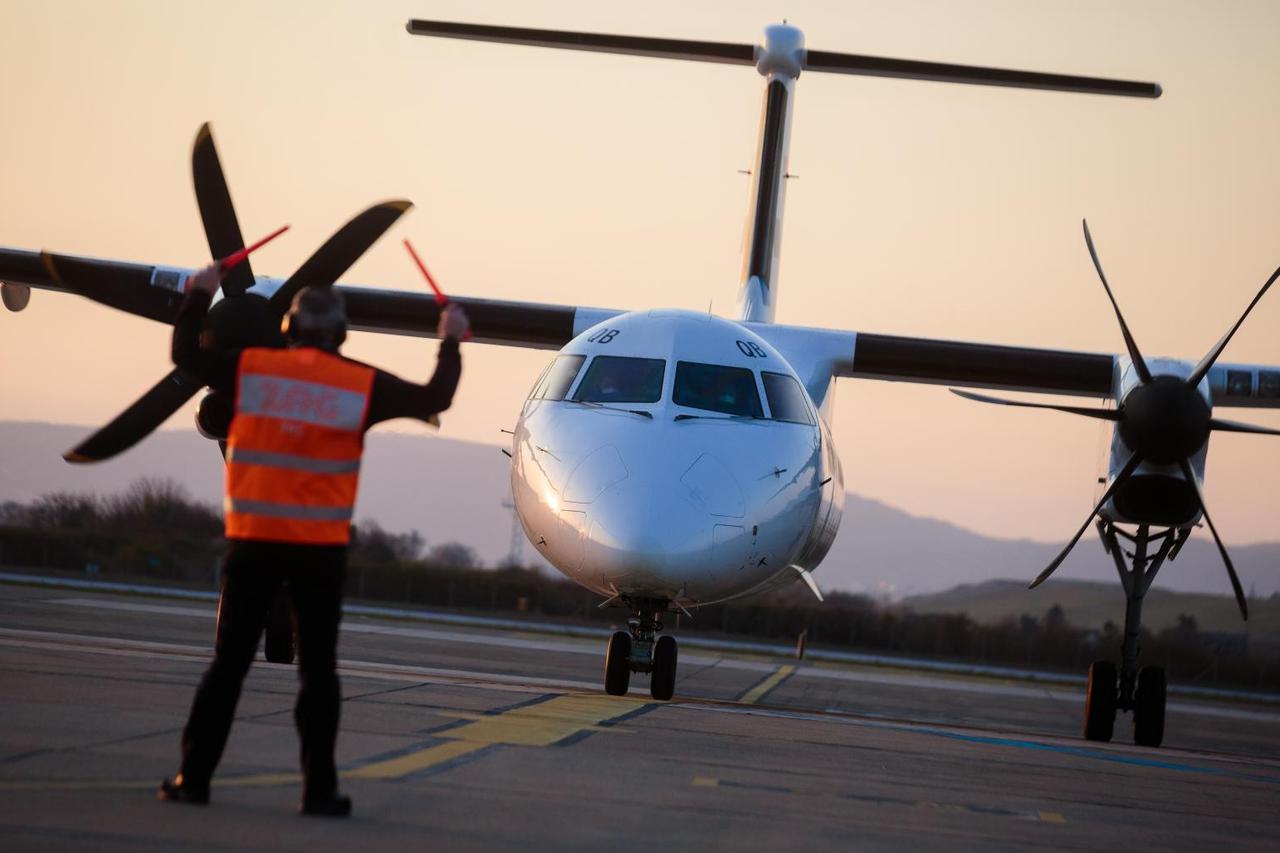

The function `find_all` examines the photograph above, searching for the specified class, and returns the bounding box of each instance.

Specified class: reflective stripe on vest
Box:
[226,447,362,475]
[224,498,354,522]
[237,374,368,431]
[225,347,373,545]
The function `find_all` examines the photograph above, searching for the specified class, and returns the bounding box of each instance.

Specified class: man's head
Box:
[282,286,347,351]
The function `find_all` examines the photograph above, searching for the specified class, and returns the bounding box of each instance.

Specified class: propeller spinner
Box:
[44,123,412,463]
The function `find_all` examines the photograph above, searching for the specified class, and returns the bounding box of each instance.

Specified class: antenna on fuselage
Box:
[405,19,1161,324]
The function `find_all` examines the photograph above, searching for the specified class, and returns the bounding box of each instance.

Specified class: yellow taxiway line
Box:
[739,665,796,705]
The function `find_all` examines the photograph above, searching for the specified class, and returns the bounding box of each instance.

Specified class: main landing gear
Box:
[604,598,678,701]
[1083,522,1179,748]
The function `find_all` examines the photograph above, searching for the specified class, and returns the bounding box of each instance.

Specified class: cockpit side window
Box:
[534,354,586,401]
[573,356,665,404]
[673,361,764,418]
[526,362,553,401]
[762,371,815,424]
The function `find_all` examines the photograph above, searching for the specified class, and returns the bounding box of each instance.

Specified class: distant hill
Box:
[2,421,1277,601]
[902,578,1280,640]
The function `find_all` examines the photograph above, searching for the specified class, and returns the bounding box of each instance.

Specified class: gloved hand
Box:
[439,303,470,341]
[186,263,225,295]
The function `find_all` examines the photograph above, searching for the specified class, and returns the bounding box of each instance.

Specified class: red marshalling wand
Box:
[403,238,471,340]
[402,238,449,305]
[219,224,290,273]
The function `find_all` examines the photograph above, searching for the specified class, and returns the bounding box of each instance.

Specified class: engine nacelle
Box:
[195,391,234,440]
[1,282,31,312]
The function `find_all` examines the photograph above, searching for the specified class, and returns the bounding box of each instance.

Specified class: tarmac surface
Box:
[1,581,1278,851]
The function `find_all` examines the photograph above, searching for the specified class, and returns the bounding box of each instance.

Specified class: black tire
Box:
[1133,666,1166,748]
[650,635,678,701]
[604,631,632,696]
[1084,660,1117,742]
[264,589,296,665]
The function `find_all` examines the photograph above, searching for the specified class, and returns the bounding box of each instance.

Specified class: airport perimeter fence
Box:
[2,520,1277,692]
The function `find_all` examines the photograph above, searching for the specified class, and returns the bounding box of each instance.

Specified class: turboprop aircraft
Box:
[2,21,1278,747]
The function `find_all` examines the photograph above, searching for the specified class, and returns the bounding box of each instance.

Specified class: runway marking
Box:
[739,665,795,704]
[345,740,489,780]
[0,690,651,792]
[912,726,1280,784]
[345,695,650,781]
[682,702,1280,785]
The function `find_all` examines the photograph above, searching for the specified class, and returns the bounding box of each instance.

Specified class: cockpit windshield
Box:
[673,361,763,418]
[573,356,666,404]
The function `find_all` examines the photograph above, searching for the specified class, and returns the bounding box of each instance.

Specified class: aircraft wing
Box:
[0,246,624,350]
[749,322,1280,411]
[5,246,1277,407]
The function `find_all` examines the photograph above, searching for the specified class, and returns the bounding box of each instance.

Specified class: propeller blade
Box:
[1082,219,1152,384]
[1186,263,1280,388]
[950,388,1120,421]
[192,123,255,298]
[1177,459,1248,620]
[1210,418,1280,436]
[41,251,183,324]
[803,51,1161,99]
[1031,453,1143,589]
[269,200,413,315]
[63,369,203,463]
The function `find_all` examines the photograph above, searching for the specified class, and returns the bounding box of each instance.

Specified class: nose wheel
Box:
[604,631,631,696]
[600,598,678,700]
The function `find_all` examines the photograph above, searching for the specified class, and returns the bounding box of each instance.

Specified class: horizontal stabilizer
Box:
[407,19,1160,98]
[804,50,1160,98]
[406,19,755,66]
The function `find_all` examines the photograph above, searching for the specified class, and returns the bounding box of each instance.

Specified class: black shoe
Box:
[300,792,352,817]
[158,775,210,805]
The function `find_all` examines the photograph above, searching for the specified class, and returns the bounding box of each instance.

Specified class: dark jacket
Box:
[172,290,461,430]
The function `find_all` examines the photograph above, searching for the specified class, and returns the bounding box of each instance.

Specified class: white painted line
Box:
[45,596,776,672]
[0,626,614,694]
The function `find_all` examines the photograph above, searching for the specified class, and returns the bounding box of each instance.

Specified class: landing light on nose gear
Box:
[604,598,678,701]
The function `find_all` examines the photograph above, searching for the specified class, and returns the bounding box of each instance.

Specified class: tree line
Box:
[1,479,1274,690]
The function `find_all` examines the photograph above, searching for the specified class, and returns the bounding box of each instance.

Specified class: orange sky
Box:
[2,0,1278,544]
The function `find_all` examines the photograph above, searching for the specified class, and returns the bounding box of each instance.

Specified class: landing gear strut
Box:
[1083,522,1176,747]
[602,597,678,701]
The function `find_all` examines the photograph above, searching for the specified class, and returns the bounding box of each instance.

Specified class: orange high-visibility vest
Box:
[224,347,375,545]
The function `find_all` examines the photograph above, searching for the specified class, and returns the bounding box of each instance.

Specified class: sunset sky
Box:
[2,0,1278,546]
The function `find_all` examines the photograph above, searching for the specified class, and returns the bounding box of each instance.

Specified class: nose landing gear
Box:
[1082,522,1175,747]
[602,598,678,700]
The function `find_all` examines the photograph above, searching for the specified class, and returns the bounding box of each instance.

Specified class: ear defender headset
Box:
[282,286,348,351]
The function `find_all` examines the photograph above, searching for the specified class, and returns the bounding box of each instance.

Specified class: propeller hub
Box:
[1119,376,1210,464]
[203,293,285,350]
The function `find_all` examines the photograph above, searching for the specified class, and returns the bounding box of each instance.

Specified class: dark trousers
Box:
[179,539,346,797]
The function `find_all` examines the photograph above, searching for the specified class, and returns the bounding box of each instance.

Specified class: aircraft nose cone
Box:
[588,484,712,592]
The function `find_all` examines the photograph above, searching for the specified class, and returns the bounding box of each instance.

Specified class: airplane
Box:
[2,20,1278,749]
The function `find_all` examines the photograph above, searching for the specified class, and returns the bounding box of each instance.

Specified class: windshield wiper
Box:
[673,413,763,422]
[563,400,653,419]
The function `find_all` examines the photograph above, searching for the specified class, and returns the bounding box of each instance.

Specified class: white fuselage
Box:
[509,310,843,608]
